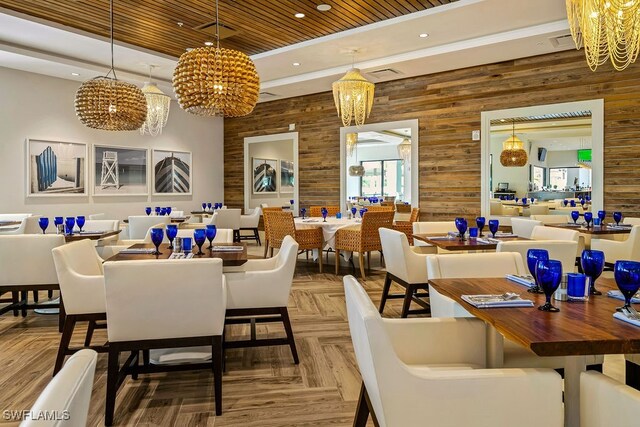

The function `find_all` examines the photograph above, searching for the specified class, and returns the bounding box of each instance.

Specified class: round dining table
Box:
[294,216,360,260]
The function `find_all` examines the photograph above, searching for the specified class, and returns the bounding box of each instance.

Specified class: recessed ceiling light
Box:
[419,33,429,38]
[177,22,184,27]
[500,119,506,122]
[292,62,300,66]
[186,47,194,52]
[295,12,305,18]
[71,72,80,76]
[204,41,214,46]
[317,4,331,11]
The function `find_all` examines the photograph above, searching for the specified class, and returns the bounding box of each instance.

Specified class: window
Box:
[532,165,545,190]
[360,160,405,197]
[549,168,568,189]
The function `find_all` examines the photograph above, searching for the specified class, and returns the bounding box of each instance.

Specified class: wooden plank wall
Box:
[224,49,640,220]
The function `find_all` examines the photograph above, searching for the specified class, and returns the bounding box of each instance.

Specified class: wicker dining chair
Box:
[264,211,324,272]
[396,204,412,213]
[335,211,395,279]
[262,207,283,258]
[364,205,395,212]
[393,208,420,245]
[309,206,341,217]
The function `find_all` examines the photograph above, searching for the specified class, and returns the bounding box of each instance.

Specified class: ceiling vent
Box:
[549,34,576,49]
[367,68,402,79]
[259,91,278,98]
[193,22,239,39]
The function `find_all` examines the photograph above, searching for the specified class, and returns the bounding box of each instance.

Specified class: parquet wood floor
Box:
[0,243,626,426]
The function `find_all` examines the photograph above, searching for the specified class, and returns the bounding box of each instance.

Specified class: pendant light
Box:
[172,0,260,117]
[345,132,357,157]
[140,65,171,136]
[349,135,365,177]
[500,121,528,167]
[332,51,375,127]
[397,137,411,162]
[74,0,147,131]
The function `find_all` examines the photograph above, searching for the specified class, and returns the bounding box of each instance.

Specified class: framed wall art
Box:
[93,145,148,196]
[152,149,192,195]
[252,158,277,194]
[26,139,88,197]
[280,159,294,193]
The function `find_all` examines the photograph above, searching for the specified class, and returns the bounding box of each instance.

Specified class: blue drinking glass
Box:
[571,210,580,224]
[580,199,585,207]
[207,203,212,211]
[515,198,519,203]
[290,199,294,207]
[359,208,366,219]
[522,197,528,205]
[614,260,640,313]
[527,249,549,294]
[202,202,207,211]
[300,208,307,219]
[476,217,486,236]
[536,259,563,312]
[205,225,217,249]
[150,228,164,255]
[351,207,357,218]
[563,199,568,207]
[488,219,499,238]
[155,207,161,215]
[166,224,178,249]
[166,207,172,216]
[76,216,85,232]
[584,212,593,228]
[454,217,468,240]
[613,211,623,226]
[598,210,606,222]
[38,217,49,234]
[581,249,605,295]
[586,195,591,202]
[570,200,576,207]
[321,208,328,222]
[194,229,206,255]
[145,207,152,216]
[64,217,75,235]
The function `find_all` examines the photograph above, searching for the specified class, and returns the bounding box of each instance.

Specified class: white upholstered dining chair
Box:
[343,275,563,427]
[239,207,261,245]
[591,225,640,264]
[126,215,170,240]
[208,209,241,242]
[581,370,640,427]
[411,221,457,253]
[510,218,542,238]
[497,240,578,274]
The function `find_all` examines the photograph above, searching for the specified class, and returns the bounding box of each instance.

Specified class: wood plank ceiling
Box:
[0,0,458,57]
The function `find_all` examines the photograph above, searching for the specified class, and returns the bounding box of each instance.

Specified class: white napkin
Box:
[494,232,518,238]
[506,274,535,288]
[461,294,534,308]
[607,290,640,304]
[302,219,319,223]
[428,236,452,241]
[475,238,492,244]
[212,246,244,251]
[613,312,640,327]
[168,252,194,259]
[79,230,106,235]
[119,248,156,254]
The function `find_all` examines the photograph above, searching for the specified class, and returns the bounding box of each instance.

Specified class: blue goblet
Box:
[570,200,576,207]
[290,199,294,207]
[145,207,152,216]
[563,199,568,207]
[155,207,161,215]
[582,249,605,295]
[476,216,486,236]
[580,199,586,207]
[586,195,591,202]
[64,217,75,235]
[359,208,366,219]
[166,224,178,249]
[351,207,357,218]
[454,217,467,240]
[194,229,206,255]
[76,216,85,232]
[522,197,528,205]
[54,216,63,227]
[202,202,207,212]
[321,208,328,222]
[166,207,172,216]
[300,208,307,219]
[584,212,593,228]
[515,198,519,203]
[150,228,164,255]
[205,225,217,249]
[614,260,640,314]
[488,219,499,238]
[613,211,623,226]
[598,210,606,223]
[38,217,49,234]
[207,203,212,212]
[536,259,563,312]
[527,249,549,294]
[571,210,580,224]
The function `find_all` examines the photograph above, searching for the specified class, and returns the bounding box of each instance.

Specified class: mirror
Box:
[340,119,419,211]
[481,100,604,221]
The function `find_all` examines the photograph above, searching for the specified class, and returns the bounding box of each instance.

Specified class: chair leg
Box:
[318,247,323,273]
[58,297,66,333]
[379,273,392,314]
[270,247,274,257]
[142,350,150,366]
[48,290,54,299]
[401,285,414,318]
[626,360,640,391]
[84,321,95,347]
[53,315,77,376]
[254,228,261,246]
[359,253,366,279]
[280,307,299,364]
[11,291,19,317]
[367,252,371,271]
[131,351,139,380]
[212,336,223,416]
[105,344,120,426]
[20,291,27,317]
[380,251,384,267]
[335,249,340,274]
[33,290,39,303]
[263,239,269,258]
[353,382,370,427]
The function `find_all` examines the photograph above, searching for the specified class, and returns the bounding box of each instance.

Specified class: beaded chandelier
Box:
[172,0,259,117]
[346,132,357,157]
[74,0,146,131]
[500,122,528,167]
[397,137,411,162]
[140,66,170,136]
[332,68,375,127]
[566,0,640,71]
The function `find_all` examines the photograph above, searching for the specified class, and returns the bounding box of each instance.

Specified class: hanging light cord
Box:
[215,0,220,49]
[105,0,117,79]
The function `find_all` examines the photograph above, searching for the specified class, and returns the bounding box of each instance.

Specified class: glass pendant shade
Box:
[173,46,260,117]
[567,0,640,71]
[500,135,528,167]
[140,82,170,136]
[332,68,375,127]
[349,165,365,176]
[397,137,411,161]
[346,133,357,157]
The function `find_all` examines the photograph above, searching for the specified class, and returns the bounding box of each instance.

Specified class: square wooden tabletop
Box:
[546,223,632,235]
[412,234,527,251]
[104,242,248,267]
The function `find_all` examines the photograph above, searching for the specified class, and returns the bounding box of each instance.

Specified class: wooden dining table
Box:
[547,223,632,236]
[105,243,248,267]
[428,276,640,427]
[412,234,527,251]
[64,230,121,243]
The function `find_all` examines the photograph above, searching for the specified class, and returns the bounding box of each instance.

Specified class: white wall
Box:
[0,67,223,219]
[489,135,530,197]
[247,139,294,209]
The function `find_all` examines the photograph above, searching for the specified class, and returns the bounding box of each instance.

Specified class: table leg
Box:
[564,355,587,427]
[486,325,504,368]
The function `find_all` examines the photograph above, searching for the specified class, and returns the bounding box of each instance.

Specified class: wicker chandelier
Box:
[500,122,528,167]
[172,0,259,117]
[74,0,146,131]
[567,0,640,71]
[346,132,357,157]
[397,137,411,162]
[332,65,375,127]
[140,66,170,136]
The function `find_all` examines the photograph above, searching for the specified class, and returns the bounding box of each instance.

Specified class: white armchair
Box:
[0,213,32,221]
[103,258,226,424]
[581,371,640,427]
[511,218,543,238]
[411,221,457,252]
[88,213,106,220]
[378,228,430,317]
[51,240,107,375]
[0,215,42,235]
[75,219,120,245]
[531,224,584,260]
[239,207,261,245]
[126,216,170,240]
[209,209,241,242]
[530,214,570,224]
[224,235,299,363]
[624,217,640,226]
[497,240,578,274]
[20,349,97,427]
[591,226,640,265]
[343,275,563,427]
[176,228,233,244]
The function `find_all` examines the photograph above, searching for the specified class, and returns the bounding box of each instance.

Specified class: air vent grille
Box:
[193,22,239,39]
[367,68,402,79]
[549,34,576,49]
